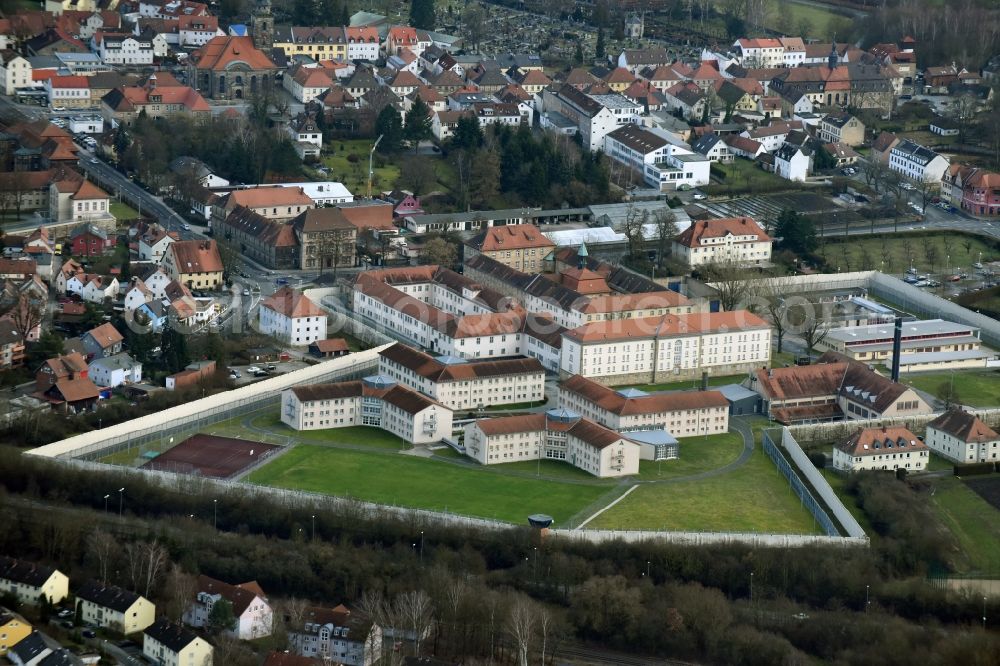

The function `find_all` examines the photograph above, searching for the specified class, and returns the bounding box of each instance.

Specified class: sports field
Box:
[587,446,821,533]
[247,444,617,524]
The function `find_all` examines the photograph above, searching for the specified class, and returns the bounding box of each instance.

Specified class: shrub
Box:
[346,153,360,163]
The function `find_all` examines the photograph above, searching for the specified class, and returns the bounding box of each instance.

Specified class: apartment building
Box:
[377,342,545,411]
[221,187,315,222]
[259,287,327,346]
[832,425,928,473]
[540,84,642,151]
[143,620,213,666]
[273,26,347,61]
[925,408,1000,463]
[0,557,68,605]
[558,374,729,436]
[560,311,772,385]
[75,581,155,634]
[281,376,453,445]
[464,224,555,274]
[464,408,641,477]
[671,217,772,268]
[288,605,381,666]
[889,139,950,183]
[161,240,223,290]
[817,112,865,147]
[603,124,710,191]
[183,575,272,640]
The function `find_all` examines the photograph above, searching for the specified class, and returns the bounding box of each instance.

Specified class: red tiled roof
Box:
[674,217,770,248]
[564,310,769,343]
[262,286,325,319]
[562,374,728,415]
[837,426,926,458]
[191,36,276,72]
[168,239,223,274]
[468,224,555,252]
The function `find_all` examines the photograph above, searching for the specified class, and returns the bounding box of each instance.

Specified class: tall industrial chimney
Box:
[890,317,903,383]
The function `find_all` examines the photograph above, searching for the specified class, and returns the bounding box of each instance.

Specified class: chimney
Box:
[890,316,903,382]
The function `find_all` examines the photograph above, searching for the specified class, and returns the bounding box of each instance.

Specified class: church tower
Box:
[250,0,274,51]
[828,41,838,70]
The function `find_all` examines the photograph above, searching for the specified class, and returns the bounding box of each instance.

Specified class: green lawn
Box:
[110,201,139,221]
[703,159,793,196]
[318,140,402,194]
[491,458,616,482]
[588,447,821,533]
[763,0,847,39]
[612,373,747,392]
[819,232,997,275]
[821,468,874,534]
[929,476,1000,575]
[631,431,744,481]
[901,369,1000,408]
[484,401,547,412]
[248,445,611,523]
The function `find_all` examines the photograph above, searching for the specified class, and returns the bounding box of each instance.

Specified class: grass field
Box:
[110,202,139,221]
[929,476,1000,575]
[632,432,744,481]
[820,232,998,274]
[901,369,1000,408]
[319,140,401,193]
[704,159,793,196]
[589,447,821,533]
[768,0,847,39]
[613,374,747,392]
[247,444,613,523]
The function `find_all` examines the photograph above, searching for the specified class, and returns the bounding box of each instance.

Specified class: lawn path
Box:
[575,485,639,529]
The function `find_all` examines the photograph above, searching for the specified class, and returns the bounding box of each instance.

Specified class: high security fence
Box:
[763,429,839,537]
[25,346,390,461]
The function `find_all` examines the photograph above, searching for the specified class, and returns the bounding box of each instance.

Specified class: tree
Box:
[774,209,817,256]
[574,41,584,65]
[796,16,813,39]
[595,28,606,59]
[786,300,830,353]
[86,529,118,584]
[702,260,754,311]
[28,330,64,366]
[813,144,836,170]
[450,115,483,152]
[463,5,487,53]
[862,158,888,195]
[162,565,198,622]
[207,598,237,635]
[374,107,404,154]
[397,156,437,197]
[292,0,315,24]
[620,205,648,263]
[394,590,433,655]
[936,379,961,409]
[124,540,169,598]
[410,0,435,30]
[405,96,433,150]
[161,327,190,373]
[469,148,500,208]
[4,295,42,343]
[506,594,534,666]
[313,228,354,276]
[758,279,794,354]
[918,174,939,210]
[651,209,679,270]
[421,237,458,267]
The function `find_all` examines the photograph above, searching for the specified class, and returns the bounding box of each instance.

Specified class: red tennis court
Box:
[140,434,280,478]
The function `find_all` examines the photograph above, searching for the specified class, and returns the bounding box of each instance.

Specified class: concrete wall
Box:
[789,408,1000,446]
[25,347,390,460]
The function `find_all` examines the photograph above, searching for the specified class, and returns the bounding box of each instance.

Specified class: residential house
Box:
[0,51,32,95]
[870,131,899,165]
[81,322,124,359]
[959,168,1000,218]
[88,352,141,387]
[93,31,154,65]
[259,287,327,346]
[161,240,224,290]
[283,65,333,103]
[722,134,765,159]
[138,224,177,262]
[0,322,24,369]
[733,38,784,68]
[889,138,950,183]
[282,376,453,445]
[35,352,88,392]
[345,26,379,61]
[661,81,707,121]
[616,48,670,75]
[273,26,347,61]
[540,84,642,152]
[286,114,323,160]
[745,352,933,424]
[0,610,31,657]
[464,224,555,274]
[123,277,154,312]
[774,141,812,182]
[818,112,865,146]
[143,620,213,666]
[81,275,119,304]
[464,409,641,477]
[75,582,155,634]
[178,14,222,46]
[672,217,771,268]
[183,575,273,640]
[0,557,68,605]
[926,408,1000,464]
[101,74,211,126]
[169,156,229,189]
[7,631,50,666]
[0,259,36,281]
[44,75,91,109]
[691,133,731,162]
[48,175,113,226]
[377,342,545,411]
[825,142,861,167]
[287,605,381,666]
[69,223,115,257]
[833,425,928,473]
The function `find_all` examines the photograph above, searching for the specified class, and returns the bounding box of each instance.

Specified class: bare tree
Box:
[212,634,256,666]
[620,204,648,264]
[506,594,535,666]
[702,259,754,311]
[162,564,197,622]
[787,301,831,353]
[278,597,309,652]
[918,174,938,210]
[87,529,118,584]
[312,228,355,276]
[538,605,555,666]
[758,279,793,354]
[4,295,42,342]
[394,590,433,655]
[651,208,678,271]
[124,540,170,598]
[862,158,888,195]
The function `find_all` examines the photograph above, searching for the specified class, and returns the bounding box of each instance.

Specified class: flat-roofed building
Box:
[377,342,544,411]
[833,425,928,473]
[463,408,641,477]
[815,319,990,372]
[281,376,453,445]
[925,408,1000,463]
[558,373,729,436]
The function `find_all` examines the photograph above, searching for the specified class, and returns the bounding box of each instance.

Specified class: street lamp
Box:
[419,531,424,564]
[213,499,218,530]
[103,494,109,514]
[311,514,316,541]
[117,487,124,518]
[646,561,651,578]
[984,595,988,630]
[866,584,870,613]
[750,572,754,604]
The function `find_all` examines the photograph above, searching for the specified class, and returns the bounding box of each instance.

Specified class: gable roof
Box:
[195,574,265,616]
[467,224,555,252]
[262,287,325,319]
[561,374,728,415]
[675,217,769,248]
[379,343,543,383]
[167,240,223,274]
[144,620,201,653]
[84,322,123,348]
[927,409,1000,443]
[75,581,143,611]
[0,556,60,587]
[837,425,926,458]
[191,35,276,72]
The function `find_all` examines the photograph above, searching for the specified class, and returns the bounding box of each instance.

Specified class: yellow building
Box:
[143,619,213,666]
[161,240,224,291]
[0,610,31,656]
[272,26,346,61]
[0,557,69,605]
[75,581,155,635]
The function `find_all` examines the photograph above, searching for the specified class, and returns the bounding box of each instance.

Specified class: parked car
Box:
[947,275,961,282]
[57,609,72,618]
[973,262,984,269]
[82,629,96,639]
[246,365,261,373]
[692,193,707,200]
[275,278,289,285]
[906,266,919,275]
[904,275,920,284]
[229,370,241,379]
